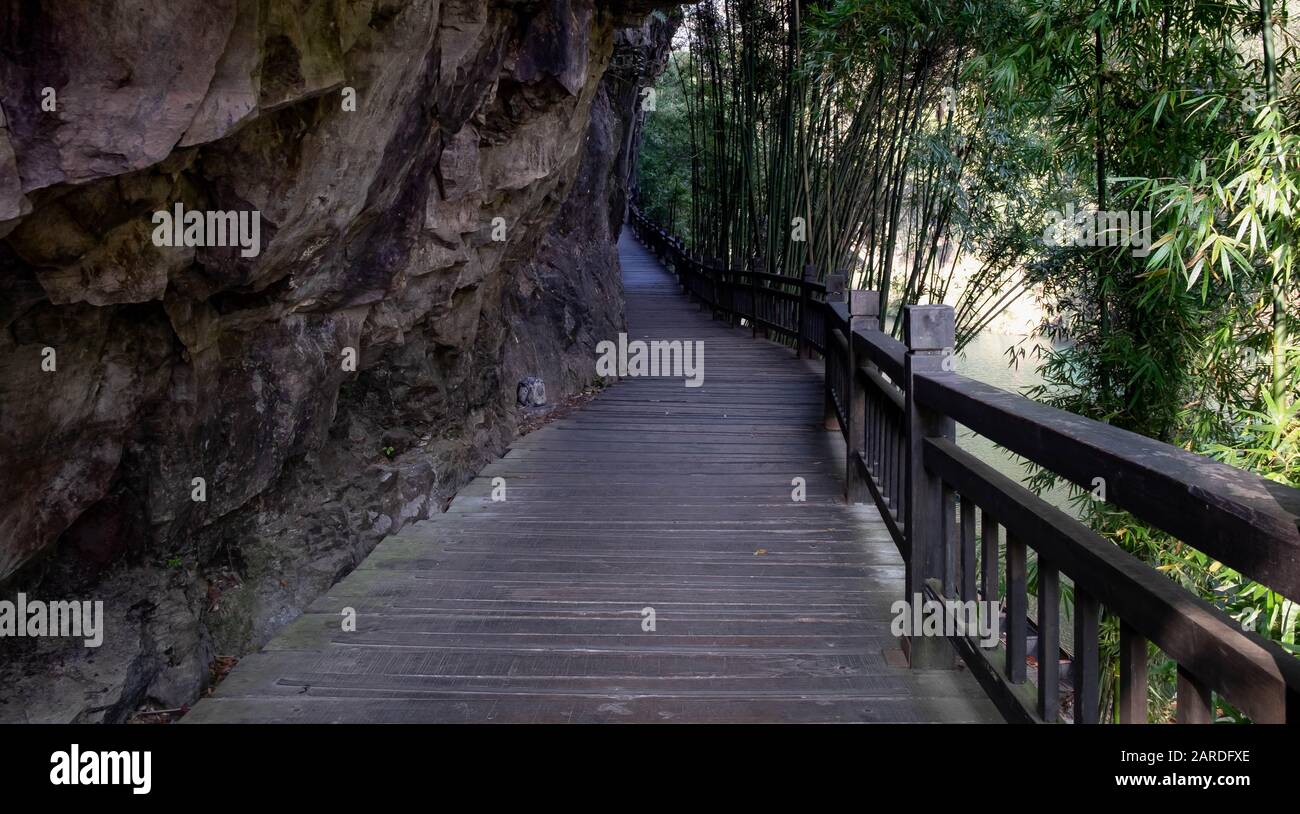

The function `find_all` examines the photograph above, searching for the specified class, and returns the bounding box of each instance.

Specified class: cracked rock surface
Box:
[0,0,676,722]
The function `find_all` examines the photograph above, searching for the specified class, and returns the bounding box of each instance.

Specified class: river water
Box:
[948,328,1077,513]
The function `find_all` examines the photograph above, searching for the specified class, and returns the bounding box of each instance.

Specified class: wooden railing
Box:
[629,205,1300,724]
[629,207,828,359]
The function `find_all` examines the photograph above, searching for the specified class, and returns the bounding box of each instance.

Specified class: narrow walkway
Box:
[186,232,997,723]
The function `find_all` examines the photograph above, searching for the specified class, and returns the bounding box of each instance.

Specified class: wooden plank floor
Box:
[185,231,999,723]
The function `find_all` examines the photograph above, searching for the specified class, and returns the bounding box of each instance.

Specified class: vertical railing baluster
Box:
[725,260,737,328]
[1176,666,1214,723]
[980,511,999,654]
[883,411,893,511]
[867,393,878,482]
[866,391,876,475]
[885,411,895,511]
[1006,532,1027,683]
[980,509,998,605]
[1119,621,1148,723]
[1073,588,1100,724]
[941,485,958,595]
[880,402,888,498]
[876,407,885,500]
[960,496,976,602]
[879,400,888,494]
[798,268,812,358]
[951,481,961,590]
[893,417,903,519]
[715,262,722,314]
[1037,559,1060,721]
[822,274,845,432]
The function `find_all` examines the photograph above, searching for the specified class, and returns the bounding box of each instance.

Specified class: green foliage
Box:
[636,0,1300,722]
[1002,0,1300,720]
[637,58,695,240]
[639,0,1057,347]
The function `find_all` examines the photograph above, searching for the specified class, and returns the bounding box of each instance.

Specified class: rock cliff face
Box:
[0,0,675,722]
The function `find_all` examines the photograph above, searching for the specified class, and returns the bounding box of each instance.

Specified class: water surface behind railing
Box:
[952,329,1076,514]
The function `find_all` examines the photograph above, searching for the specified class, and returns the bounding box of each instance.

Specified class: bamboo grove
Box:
[637,0,1300,721]
[641,0,1045,348]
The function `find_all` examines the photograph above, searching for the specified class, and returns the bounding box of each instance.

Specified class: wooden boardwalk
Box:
[186,232,998,723]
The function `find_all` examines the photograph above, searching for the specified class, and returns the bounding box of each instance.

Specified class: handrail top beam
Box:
[915,370,1300,602]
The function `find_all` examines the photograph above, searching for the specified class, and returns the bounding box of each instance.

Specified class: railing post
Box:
[705,255,719,321]
[903,304,957,669]
[845,290,879,504]
[726,263,738,328]
[720,263,736,317]
[749,256,761,339]
[842,284,873,501]
[717,260,728,313]
[825,273,845,303]
[822,273,845,431]
[798,264,816,359]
